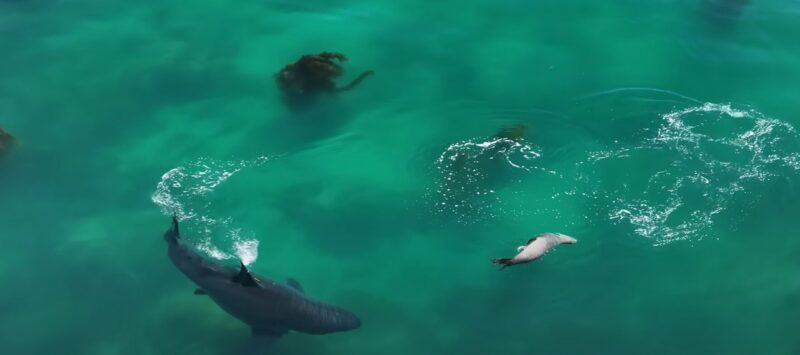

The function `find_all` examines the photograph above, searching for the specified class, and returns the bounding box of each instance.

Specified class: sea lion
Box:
[492,233,577,270]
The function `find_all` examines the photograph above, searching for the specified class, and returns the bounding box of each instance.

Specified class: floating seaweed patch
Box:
[275,52,373,108]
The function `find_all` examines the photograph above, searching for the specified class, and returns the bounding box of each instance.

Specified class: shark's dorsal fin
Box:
[286,278,304,293]
[232,262,259,288]
[164,215,180,244]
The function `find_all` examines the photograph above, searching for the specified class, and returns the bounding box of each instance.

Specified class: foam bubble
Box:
[197,240,234,260]
[151,156,271,262]
[152,156,270,220]
[234,238,260,266]
[593,103,800,245]
[430,137,545,224]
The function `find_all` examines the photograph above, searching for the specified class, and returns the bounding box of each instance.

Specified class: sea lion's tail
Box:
[492,258,513,270]
[337,70,374,92]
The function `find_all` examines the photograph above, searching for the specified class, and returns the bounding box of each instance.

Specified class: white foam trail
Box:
[430,103,798,242]
[152,156,270,219]
[152,167,193,220]
[151,156,271,262]
[594,103,800,245]
[194,228,260,266]
[431,137,545,224]
[234,238,260,266]
[197,240,234,260]
[436,137,542,172]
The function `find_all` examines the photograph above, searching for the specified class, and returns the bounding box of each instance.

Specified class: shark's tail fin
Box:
[337,70,374,92]
[164,214,180,245]
[492,258,513,271]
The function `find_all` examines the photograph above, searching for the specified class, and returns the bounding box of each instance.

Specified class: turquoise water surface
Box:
[2,1,800,354]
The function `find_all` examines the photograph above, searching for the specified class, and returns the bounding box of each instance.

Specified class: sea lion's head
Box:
[496,124,527,141]
[554,234,577,244]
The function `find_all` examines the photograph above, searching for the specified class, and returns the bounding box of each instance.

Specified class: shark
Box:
[163,216,361,338]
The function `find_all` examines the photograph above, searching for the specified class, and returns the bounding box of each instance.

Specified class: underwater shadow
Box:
[273,182,429,256]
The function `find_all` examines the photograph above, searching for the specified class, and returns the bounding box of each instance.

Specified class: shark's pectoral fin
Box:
[252,326,288,338]
[286,278,304,293]
[232,262,259,288]
[193,288,207,295]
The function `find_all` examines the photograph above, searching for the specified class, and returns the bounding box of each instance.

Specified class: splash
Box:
[590,103,800,245]
[195,228,261,266]
[437,137,541,171]
[430,137,547,224]
[151,156,271,264]
[234,238,260,266]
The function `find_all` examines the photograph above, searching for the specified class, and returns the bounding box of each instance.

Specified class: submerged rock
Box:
[275,52,373,107]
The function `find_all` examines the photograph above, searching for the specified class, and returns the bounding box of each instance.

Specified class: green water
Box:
[2,0,800,354]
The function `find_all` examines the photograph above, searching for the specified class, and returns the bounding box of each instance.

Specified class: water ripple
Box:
[593,103,800,245]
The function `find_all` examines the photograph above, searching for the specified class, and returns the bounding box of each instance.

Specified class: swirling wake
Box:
[151,157,271,264]
[431,103,799,246]
[430,136,548,224]
[594,103,799,245]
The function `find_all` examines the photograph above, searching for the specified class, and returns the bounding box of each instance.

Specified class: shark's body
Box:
[164,216,361,337]
[492,233,577,270]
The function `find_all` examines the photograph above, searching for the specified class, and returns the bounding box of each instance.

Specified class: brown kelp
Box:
[275,52,373,107]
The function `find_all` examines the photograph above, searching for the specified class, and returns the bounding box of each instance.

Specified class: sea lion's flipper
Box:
[491,258,514,271]
[286,278,304,293]
[232,262,259,288]
[193,288,207,295]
